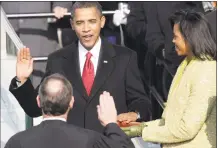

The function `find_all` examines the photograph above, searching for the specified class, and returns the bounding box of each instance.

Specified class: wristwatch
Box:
[136,111,141,120]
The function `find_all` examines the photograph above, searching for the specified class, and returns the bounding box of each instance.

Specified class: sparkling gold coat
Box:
[142,58,216,148]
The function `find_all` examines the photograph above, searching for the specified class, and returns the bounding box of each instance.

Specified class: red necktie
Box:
[82,52,94,96]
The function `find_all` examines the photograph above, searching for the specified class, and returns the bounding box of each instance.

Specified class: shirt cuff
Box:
[10,76,26,89]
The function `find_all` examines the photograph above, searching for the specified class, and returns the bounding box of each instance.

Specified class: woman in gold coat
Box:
[122,10,216,148]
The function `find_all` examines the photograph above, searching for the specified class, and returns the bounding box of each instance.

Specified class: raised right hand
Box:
[16,47,34,84]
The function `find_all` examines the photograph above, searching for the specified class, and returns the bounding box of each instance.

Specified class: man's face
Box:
[71,7,105,50]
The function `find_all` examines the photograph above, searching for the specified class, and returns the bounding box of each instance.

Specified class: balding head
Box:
[45,80,64,98]
[38,73,73,116]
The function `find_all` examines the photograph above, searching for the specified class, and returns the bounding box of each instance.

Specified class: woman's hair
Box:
[170,10,216,60]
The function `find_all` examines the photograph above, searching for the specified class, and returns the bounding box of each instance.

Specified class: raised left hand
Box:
[97,91,117,127]
[117,112,138,124]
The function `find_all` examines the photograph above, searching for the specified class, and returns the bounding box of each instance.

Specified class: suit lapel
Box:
[88,40,116,101]
[62,43,89,100]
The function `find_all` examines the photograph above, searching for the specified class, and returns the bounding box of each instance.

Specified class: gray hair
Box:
[38,73,73,116]
[71,2,102,19]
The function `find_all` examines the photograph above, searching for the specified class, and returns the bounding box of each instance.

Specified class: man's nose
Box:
[82,23,90,32]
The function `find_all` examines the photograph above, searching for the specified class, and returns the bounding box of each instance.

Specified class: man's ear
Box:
[100,15,106,28]
[69,96,75,109]
[36,96,41,108]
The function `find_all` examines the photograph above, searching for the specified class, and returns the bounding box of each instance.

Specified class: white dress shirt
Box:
[78,37,101,76]
[42,117,66,122]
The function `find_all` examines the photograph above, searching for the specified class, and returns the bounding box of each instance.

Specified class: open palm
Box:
[16,47,33,83]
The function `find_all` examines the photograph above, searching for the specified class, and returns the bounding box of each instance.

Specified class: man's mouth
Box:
[83,35,93,41]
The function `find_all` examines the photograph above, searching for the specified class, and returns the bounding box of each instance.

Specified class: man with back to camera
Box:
[5,73,135,148]
[9,2,151,133]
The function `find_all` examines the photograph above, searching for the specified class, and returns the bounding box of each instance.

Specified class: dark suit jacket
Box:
[5,120,134,148]
[125,2,149,71]
[9,39,151,133]
[126,2,148,42]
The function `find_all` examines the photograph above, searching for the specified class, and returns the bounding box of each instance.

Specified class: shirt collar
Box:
[42,117,66,122]
[78,37,102,59]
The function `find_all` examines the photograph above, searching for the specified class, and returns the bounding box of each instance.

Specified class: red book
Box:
[118,121,141,127]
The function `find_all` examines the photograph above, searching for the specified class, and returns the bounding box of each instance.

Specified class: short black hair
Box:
[170,9,216,60]
[71,2,102,19]
[38,73,73,116]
